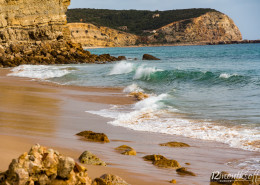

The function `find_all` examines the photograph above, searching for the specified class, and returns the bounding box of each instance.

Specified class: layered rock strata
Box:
[68,23,138,48]
[0,0,121,68]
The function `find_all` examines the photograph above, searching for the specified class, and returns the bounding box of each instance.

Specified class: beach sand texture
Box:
[0,68,258,185]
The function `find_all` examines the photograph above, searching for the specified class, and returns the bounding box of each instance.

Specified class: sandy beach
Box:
[0,68,259,185]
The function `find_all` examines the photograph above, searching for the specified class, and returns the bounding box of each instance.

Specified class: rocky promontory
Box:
[66,9,244,47]
[0,0,122,68]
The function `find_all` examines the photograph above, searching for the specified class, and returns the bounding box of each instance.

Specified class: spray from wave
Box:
[109,61,134,75]
[133,65,163,80]
[8,65,73,79]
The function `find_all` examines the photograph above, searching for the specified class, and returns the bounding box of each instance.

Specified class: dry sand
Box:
[0,68,258,185]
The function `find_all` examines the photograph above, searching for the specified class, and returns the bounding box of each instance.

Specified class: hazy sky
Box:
[69,0,260,40]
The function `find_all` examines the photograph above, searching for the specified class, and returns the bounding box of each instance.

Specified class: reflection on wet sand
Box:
[0,82,59,137]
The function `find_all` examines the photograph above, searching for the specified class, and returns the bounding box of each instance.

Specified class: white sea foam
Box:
[133,65,163,80]
[109,61,134,75]
[219,73,238,79]
[227,158,260,170]
[123,83,144,93]
[8,65,72,79]
[86,93,260,152]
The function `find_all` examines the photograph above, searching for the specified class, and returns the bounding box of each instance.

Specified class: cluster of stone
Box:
[0,144,91,185]
[0,40,124,68]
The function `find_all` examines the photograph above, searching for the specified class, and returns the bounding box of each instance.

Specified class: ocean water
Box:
[8,44,260,153]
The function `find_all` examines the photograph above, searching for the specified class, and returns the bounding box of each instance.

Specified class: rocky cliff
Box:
[148,12,242,44]
[0,0,122,68]
[0,0,71,44]
[67,10,242,47]
[68,23,138,48]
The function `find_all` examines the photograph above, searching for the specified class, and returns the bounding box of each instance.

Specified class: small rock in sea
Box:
[117,56,127,60]
[169,179,177,184]
[0,144,91,185]
[185,162,191,165]
[142,54,160,60]
[129,91,149,101]
[76,130,110,143]
[176,167,196,176]
[159,142,190,147]
[115,145,137,156]
[143,154,181,169]
[92,174,129,185]
[79,151,107,166]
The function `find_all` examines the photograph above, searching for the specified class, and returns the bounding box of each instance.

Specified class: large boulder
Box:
[142,54,160,60]
[76,130,110,143]
[0,144,92,185]
[79,151,106,166]
[115,145,137,156]
[143,154,181,169]
[92,174,129,185]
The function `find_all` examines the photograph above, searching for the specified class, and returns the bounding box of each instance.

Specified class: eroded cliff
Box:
[0,0,71,44]
[68,23,138,48]
[0,0,122,68]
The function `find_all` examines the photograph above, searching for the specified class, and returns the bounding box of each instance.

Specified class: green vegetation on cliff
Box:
[66,8,218,35]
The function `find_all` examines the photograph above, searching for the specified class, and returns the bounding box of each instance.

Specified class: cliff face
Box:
[0,0,71,44]
[68,23,138,47]
[0,0,122,67]
[148,12,242,44]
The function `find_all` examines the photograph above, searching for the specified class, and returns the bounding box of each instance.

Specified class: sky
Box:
[69,0,260,40]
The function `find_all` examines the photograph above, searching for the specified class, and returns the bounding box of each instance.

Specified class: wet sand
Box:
[0,68,258,185]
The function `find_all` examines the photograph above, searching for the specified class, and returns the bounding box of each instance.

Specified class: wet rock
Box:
[129,92,149,101]
[169,179,177,184]
[92,174,129,185]
[159,142,190,147]
[115,145,137,156]
[142,54,160,60]
[176,167,196,176]
[79,151,106,166]
[76,130,110,143]
[143,155,181,169]
[0,144,92,185]
[117,56,127,61]
[185,163,191,165]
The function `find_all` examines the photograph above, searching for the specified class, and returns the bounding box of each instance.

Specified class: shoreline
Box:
[83,40,260,50]
[0,68,259,184]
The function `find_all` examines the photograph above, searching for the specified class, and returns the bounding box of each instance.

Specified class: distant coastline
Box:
[83,39,260,49]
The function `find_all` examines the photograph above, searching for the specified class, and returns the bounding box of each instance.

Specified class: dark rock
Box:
[143,155,181,169]
[76,130,110,143]
[142,54,160,60]
[176,167,196,176]
[117,56,127,61]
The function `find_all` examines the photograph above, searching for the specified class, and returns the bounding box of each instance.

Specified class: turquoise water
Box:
[9,44,260,151]
[89,44,260,125]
